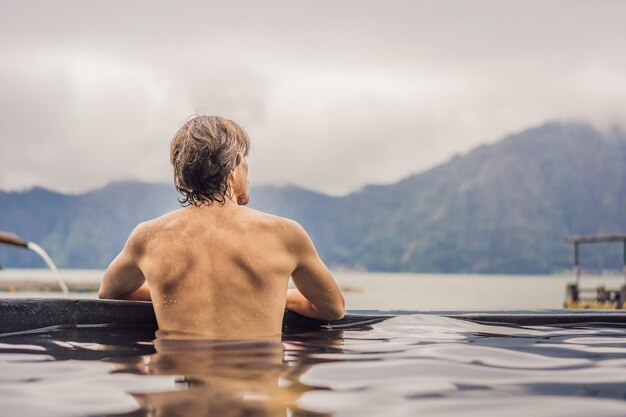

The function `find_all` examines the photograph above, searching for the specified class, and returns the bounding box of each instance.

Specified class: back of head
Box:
[170,115,251,206]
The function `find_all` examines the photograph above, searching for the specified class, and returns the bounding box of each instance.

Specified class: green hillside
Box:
[1,121,625,274]
[340,122,626,273]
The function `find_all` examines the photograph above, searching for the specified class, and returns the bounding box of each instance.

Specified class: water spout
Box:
[26,242,69,296]
[0,231,69,296]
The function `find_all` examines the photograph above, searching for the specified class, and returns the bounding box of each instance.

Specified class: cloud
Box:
[0,50,191,191]
[1,0,626,194]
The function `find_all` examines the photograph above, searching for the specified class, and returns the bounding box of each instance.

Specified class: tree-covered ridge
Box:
[1,122,625,273]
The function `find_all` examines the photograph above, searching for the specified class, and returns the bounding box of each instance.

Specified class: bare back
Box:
[99,200,344,338]
[142,205,296,338]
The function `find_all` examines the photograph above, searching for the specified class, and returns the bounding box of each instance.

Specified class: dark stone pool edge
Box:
[1,298,626,335]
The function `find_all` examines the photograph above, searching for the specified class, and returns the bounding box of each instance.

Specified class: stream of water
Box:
[24,242,69,296]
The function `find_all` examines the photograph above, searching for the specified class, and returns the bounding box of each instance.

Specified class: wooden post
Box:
[623,239,626,286]
[574,241,581,287]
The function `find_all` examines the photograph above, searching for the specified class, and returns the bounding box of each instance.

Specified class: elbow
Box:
[321,304,345,321]
[332,296,346,320]
[335,303,346,320]
[331,308,346,321]
[329,296,346,320]
[98,286,112,300]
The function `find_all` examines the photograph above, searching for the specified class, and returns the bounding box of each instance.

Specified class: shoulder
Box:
[125,210,182,252]
[279,218,308,241]
[242,208,304,233]
[236,207,308,242]
[124,221,156,254]
[261,213,311,251]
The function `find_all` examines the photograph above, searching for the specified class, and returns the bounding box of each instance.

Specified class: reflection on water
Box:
[1,316,626,417]
[125,331,323,417]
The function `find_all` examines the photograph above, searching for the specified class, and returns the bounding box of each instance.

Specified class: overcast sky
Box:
[1,1,626,195]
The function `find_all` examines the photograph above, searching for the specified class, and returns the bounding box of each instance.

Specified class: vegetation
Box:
[2,122,625,274]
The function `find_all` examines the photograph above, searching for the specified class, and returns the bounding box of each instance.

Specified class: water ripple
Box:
[0,314,625,417]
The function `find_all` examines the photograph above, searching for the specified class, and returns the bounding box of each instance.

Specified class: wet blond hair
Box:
[170,115,250,206]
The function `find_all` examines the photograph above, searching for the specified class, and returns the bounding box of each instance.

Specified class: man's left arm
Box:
[98,225,152,301]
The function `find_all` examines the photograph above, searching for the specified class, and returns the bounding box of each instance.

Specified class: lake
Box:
[1,269,624,310]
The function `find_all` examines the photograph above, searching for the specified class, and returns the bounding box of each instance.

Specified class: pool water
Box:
[1,315,626,417]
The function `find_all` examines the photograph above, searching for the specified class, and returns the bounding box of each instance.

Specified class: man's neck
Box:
[190,196,238,211]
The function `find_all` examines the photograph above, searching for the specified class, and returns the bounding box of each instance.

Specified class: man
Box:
[99,115,345,338]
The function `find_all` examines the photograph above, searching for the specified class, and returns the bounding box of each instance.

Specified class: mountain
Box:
[1,121,625,274]
[341,122,626,273]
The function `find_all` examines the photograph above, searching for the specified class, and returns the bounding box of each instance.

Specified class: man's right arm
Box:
[98,223,151,301]
[285,220,345,320]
